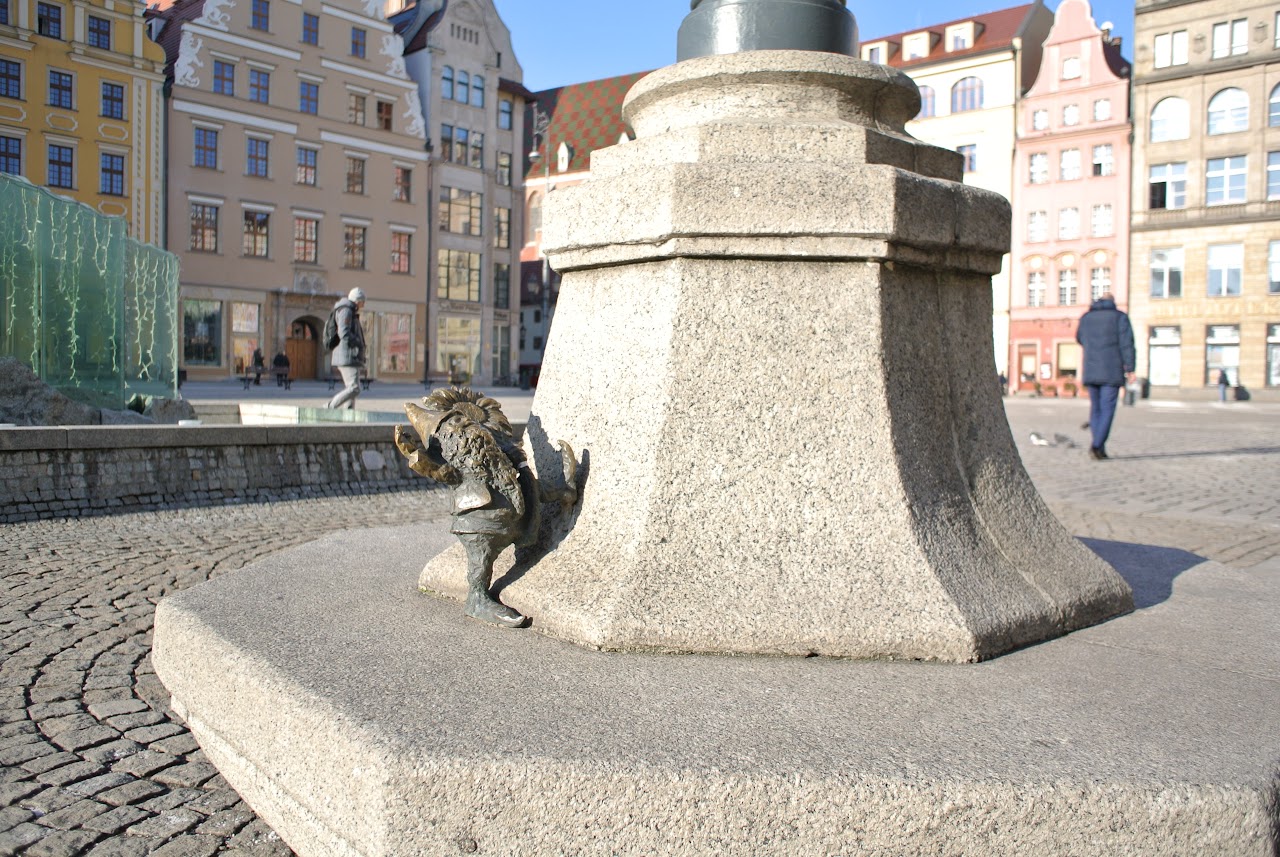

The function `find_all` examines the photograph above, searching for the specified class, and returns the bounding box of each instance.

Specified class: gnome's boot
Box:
[459,534,526,628]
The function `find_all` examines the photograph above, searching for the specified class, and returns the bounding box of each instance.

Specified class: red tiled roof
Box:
[865,3,1036,69]
[523,70,651,181]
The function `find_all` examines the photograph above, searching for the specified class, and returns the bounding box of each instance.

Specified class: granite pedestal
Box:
[153,525,1280,856]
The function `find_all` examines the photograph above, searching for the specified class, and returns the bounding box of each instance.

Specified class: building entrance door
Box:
[1016,344,1038,392]
[287,319,319,380]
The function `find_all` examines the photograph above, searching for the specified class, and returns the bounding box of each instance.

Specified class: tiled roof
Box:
[523,70,651,181]
[866,3,1037,69]
[145,0,209,81]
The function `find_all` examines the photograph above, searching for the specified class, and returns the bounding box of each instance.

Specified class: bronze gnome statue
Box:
[394,387,577,628]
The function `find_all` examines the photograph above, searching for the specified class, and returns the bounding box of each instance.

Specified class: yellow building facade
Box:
[0,0,166,243]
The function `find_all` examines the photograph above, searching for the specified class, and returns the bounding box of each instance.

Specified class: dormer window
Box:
[945,23,975,51]
[903,32,932,61]
[860,40,892,64]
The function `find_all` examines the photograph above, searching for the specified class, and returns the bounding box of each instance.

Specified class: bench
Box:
[327,370,374,392]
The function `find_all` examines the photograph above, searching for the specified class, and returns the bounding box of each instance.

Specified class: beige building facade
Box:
[1130,0,1280,392]
[153,0,430,382]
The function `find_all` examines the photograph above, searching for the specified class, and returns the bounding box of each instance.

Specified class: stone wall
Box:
[0,424,437,522]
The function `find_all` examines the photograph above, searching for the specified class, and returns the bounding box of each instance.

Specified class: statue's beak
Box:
[404,402,450,438]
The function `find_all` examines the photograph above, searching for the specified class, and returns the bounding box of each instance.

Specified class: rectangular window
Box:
[390,231,410,273]
[1090,267,1111,301]
[1091,144,1113,176]
[343,224,366,269]
[1212,19,1248,58]
[498,98,512,130]
[1093,99,1111,121]
[1206,156,1247,205]
[1061,57,1080,80]
[380,313,412,373]
[1029,152,1048,184]
[194,127,218,169]
[302,12,318,45]
[1032,109,1048,131]
[393,165,411,201]
[1148,162,1186,209]
[183,299,222,366]
[348,93,365,125]
[469,131,484,168]
[36,2,61,38]
[190,203,218,251]
[1058,270,1078,305]
[296,146,316,185]
[437,249,481,302]
[491,323,510,380]
[249,69,269,104]
[251,0,269,31]
[1090,204,1113,237]
[1153,30,1188,68]
[47,144,72,187]
[1271,241,1280,294]
[243,211,269,257]
[1150,248,1183,298]
[246,137,268,177]
[0,135,20,174]
[48,70,72,109]
[494,206,510,248]
[1027,272,1045,307]
[440,124,454,161]
[494,263,510,309]
[101,82,124,119]
[438,186,483,236]
[1062,104,1079,126]
[1207,244,1243,297]
[87,15,110,49]
[214,60,234,96]
[351,27,366,58]
[497,152,512,187]
[345,156,365,193]
[0,1,8,25]
[1027,210,1047,243]
[1058,207,1079,240]
[1269,152,1280,200]
[293,217,317,263]
[99,152,123,195]
[299,81,318,114]
[1205,325,1241,386]
[454,127,469,165]
[956,144,976,173]
[1059,148,1081,181]
[1,60,20,100]
[376,100,392,131]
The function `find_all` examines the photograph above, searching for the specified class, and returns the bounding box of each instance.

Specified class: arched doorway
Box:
[287,317,323,380]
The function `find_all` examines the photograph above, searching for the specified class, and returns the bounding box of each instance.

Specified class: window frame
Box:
[1207,88,1249,135]
[213,60,235,97]
[1149,248,1184,299]
[0,134,20,175]
[393,165,411,202]
[242,210,269,258]
[1206,243,1244,297]
[98,151,124,195]
[951,76,983,113]
[351,27,366,58]
[498,98,512,130]
[36,2,62,39]
[248,69,270,104]
[1057,207,1080,240]
[299,80,318,115]
[189,202,219,252]
[245,136,269,178]
[1148,161,1187,210]
[0,60,20,100]
[292,216,318,263]
[390,231,411,274]
[100,81,124,120]
[193,126,219,169]
[87,15,110,49]
[250,0,269,31]
[345,155,366,194]
[302,12,319,45]
[342,224,367,269]
[1205,155,1247,205]
[47,69,73,109]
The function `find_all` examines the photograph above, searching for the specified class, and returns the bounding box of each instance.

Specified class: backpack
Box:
[323,307,341,350]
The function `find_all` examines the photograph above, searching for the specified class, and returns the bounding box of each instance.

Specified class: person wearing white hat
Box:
[326,288,367,409]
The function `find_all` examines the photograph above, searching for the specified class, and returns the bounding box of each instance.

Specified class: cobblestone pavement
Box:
[1,399,1277,856]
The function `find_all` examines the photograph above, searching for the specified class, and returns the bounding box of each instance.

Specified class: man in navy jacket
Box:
[1075,293,1135,460]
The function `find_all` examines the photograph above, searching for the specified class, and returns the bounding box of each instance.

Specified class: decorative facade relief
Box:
[402,91,426,139]
[380,34,409,79]
[175,32,205,87]
[194,0,233,30]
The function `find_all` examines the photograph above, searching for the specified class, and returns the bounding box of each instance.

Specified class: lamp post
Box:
[423,137,434,387]
[527,103,551,373]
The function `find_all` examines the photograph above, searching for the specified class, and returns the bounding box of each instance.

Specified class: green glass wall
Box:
[0,174,178,410]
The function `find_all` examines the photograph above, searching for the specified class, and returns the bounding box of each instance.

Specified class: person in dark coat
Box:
[327,288,367,410]
[1075,292,1135,460]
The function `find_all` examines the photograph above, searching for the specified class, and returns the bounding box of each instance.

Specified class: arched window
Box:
[1207,88,1249,135]
[1270,84,1280,127]
[456,70,469,103]
[472,74,485,108]
[441,66,453,101]
[1149,97,1190,142]
[917,85,935,119]
[951,77,983,113]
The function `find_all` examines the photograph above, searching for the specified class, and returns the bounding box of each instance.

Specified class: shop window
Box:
[184,299,223,366]
[380,313,413,373]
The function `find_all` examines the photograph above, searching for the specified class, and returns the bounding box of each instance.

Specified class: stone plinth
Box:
[420,51,1132,661]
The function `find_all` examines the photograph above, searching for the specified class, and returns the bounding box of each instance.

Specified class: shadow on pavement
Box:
[1113,446,1280,461]
[1080,537,1206,609]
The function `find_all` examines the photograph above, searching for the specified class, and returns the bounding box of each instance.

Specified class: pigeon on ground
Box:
[1029,432,1052,446]
[1053,433,1077,448]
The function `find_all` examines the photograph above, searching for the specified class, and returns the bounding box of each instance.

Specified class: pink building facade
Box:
[1009,0,1132,394]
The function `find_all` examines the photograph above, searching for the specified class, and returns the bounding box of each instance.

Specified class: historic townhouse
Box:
[1130,0,1280,392]
[863,3,1054,378]
[1009,0,1132,395]
[151,0,430,381]
[0,0,166,242]
[393,0,528,386]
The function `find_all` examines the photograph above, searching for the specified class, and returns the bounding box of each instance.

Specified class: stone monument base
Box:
[153,525,1280,857]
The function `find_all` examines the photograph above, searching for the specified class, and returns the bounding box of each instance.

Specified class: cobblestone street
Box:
[1,398,1277,856]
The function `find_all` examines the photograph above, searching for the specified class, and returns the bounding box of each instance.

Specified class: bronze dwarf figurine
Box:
[394,387,577,628]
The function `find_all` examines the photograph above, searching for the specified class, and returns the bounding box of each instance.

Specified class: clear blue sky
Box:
[492,0,1135,93]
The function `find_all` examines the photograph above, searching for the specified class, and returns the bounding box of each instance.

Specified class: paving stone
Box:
[21,829,102,857]
[102,712,164,732]
[109,750,178,779]
[80,805,151,836]
[36,761,105,788]
[0,779,42,806]
[182,789,243,817]
[0,822,47,853]
[148,834,223,857]
[121,723,184,745]
[146,735,199,756]
[152,763,216,789]
[84,701,147,721]
[35,798,109,830]
[226,820,286,851]
[38,714,98,738]
[79,740,141,766]
[139,788,203,814]
[65,772,134,798]
[84,835,166,857]
[95,779,167,807]
[50,726,117,753]
[0,804,35,833]
[0,740,57,766]
[20,786,80,816]
[20,752,81,776]
[124,809,201,840]
[193,808,254,838]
